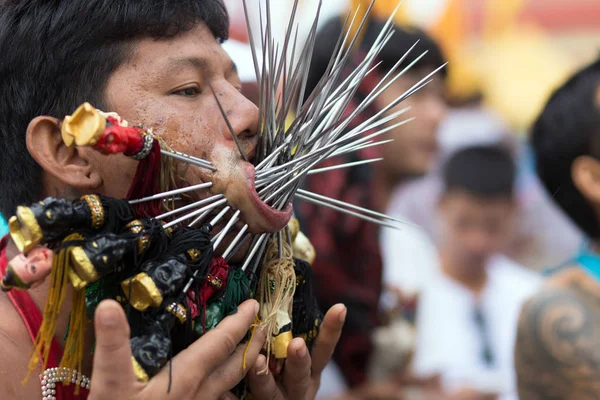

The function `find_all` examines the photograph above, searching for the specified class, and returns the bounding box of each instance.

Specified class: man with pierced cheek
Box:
[0,1,345,399]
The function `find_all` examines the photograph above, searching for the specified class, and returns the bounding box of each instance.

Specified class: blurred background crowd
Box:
[2,0,598,399]
[220,1,599,399]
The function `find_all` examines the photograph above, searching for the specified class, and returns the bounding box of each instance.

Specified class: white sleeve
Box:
[411,283,446,377]
[381,225,441,295]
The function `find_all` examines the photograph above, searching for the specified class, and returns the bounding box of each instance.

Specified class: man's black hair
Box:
[443,145,515,199]
[531,57,600,239]
[305,17,446,102]
[0,0,229,217]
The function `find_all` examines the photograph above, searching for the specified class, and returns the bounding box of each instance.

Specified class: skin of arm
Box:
[0,296,44,399]
[515,269,600,400]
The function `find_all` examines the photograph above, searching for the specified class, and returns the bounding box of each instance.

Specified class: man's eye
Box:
[174,87,200,97]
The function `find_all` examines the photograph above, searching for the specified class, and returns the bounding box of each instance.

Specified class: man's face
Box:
[438,190,515,270]
[374,71,447,179]
[83,24,292,251]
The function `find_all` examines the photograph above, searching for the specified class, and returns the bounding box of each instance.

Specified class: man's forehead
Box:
[130,25,236,75]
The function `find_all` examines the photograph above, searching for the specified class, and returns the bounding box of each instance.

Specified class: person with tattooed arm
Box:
[516,57,600,399]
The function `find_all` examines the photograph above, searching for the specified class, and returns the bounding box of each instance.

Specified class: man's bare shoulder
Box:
[515,266,600,399]
[0,295,42,399]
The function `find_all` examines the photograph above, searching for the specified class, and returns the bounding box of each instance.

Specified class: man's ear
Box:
[26,116,102,190]
[572,155,600,205]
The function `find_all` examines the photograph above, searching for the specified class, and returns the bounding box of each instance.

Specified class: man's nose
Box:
[214,82,259,142]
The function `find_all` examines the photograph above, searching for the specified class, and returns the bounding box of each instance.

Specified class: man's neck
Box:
[440,251,488,295]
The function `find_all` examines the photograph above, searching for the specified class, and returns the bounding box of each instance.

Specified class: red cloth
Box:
[294,57,384,387]
[0,236,89,399]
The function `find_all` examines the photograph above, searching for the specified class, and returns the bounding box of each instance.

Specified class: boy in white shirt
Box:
[412,146,540,400]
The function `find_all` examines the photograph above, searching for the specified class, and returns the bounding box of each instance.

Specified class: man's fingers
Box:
[206,326,267,395]
[310,304,346,376]
[247,355,283,400]
[220,392,240,400]
[283,338,312,400]
[165,300,259,390]
[90,300,137,398]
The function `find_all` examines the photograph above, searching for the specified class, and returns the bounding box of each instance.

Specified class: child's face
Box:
[438,190,516,269]
[74,23,292,255]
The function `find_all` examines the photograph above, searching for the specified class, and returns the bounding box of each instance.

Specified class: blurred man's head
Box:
[438,146,516,271]
[307,18,447,181]
[363,22,448,179]
[531,57,600,241]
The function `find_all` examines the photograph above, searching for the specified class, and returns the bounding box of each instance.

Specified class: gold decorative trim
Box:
[82,194,105,230]
[127,220,143,234]
[9,207,43,253]
[207,274,223,290]
[131,357,149,383]
[166,303,187,324]
[137,234,150,255]
[187,248,201,261]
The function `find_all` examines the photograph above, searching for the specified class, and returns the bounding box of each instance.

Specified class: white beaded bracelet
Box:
[40,367,91,400]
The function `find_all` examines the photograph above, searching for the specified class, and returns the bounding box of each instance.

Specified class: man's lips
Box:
[169,150,292,233]
[244,163,293,232]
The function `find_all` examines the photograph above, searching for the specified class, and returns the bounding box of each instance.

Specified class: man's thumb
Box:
[90,300,136,397]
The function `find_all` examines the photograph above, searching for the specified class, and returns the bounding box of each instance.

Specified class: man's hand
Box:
[88,299,266,400]
[245,303,346,400]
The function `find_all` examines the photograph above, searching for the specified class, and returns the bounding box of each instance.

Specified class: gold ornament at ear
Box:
[61,103,106,147]
[9,206,43,253]
[121,272,163,312]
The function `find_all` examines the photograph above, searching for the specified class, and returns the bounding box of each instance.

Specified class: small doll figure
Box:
[131,331,172,382]
[69,218,165,290]
[257,238,296,363]
[122,225,214,312]
[266,290,294,359]
[1,245,53,291]
[122,256,189,311]
[130,300,189,382]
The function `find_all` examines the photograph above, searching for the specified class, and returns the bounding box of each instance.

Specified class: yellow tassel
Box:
[242,316,261,370]
[24,247,71,384]
[59,286,87,393]
[256,237,296,374]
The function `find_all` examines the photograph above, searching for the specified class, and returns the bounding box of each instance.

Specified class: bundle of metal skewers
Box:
[147,0,445,271]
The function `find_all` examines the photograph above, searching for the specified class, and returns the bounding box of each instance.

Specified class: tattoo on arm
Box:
[515,282,600,400]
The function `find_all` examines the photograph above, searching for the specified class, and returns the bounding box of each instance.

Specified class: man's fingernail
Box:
[297,345,308,358]
[339,307,347,323]
[98,307,118,328]
[254,301,260,315]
